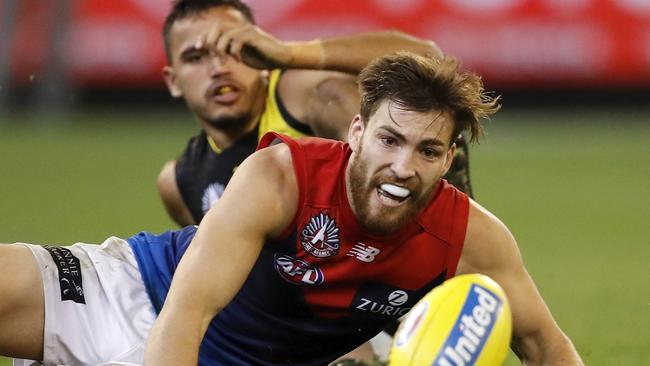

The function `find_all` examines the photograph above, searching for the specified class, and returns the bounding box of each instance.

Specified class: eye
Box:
[421,147,440,159]
[183,51,207,63]
[380,136,397,147]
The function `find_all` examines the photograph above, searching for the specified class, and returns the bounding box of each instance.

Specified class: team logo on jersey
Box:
[346,243,380,263]
[274,254,324,286]
[201,182,225,214]
[300,212,340,258]
[388,290,409,306]
[352,284,414,318]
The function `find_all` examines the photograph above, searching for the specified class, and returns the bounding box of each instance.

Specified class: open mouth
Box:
[208,82,241,103]
[377,183,411,204]
[215,85,236,95]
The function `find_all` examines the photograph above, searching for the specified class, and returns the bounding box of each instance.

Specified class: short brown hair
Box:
[163,0,256,63]
[358,52,500,143]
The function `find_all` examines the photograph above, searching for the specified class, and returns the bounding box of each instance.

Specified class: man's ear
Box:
[347,115,364,152]
[162,66,183,98]
[441,142,456,177]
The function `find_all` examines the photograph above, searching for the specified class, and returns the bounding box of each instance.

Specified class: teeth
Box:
[217,86,233,95]
[380,184,410,198]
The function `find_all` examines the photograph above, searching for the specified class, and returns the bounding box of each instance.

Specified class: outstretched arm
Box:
[457,200,583,365]
[287,30,441,74]
[145,143,298,365]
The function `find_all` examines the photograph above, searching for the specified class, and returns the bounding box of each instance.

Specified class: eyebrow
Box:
[378,126,446,147]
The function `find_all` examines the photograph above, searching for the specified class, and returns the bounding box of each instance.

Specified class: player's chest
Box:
[270,208,450,318]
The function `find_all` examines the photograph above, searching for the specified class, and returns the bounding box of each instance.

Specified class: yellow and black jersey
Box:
[175,70,313,223]
[258,69,313,140]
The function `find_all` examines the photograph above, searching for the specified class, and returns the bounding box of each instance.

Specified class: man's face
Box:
[346,100,456,235]
[163,7,267,129]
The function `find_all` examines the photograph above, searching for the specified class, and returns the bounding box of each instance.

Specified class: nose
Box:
[207,51,229,78]
[390,149,416,180]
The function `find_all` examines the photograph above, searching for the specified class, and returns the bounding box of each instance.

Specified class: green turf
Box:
[0,106,648,365]
[471,107,650,365]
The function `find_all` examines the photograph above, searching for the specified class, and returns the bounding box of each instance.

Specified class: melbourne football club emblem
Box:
[300,212,340,258]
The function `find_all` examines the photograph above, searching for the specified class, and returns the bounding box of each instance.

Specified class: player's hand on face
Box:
[196,21,291,70]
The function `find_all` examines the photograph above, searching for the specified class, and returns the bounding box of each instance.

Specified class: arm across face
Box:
[198,18,441,75]
[198,20,441,141]
[457,200,584,365]
[145,143,298,366]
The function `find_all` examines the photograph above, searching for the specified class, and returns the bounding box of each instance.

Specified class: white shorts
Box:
[13,237,156,366]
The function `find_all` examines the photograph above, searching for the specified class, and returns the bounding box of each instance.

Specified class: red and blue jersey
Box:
[128,133,469,365]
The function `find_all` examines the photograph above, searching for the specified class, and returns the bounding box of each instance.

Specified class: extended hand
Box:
[196,21,291,69]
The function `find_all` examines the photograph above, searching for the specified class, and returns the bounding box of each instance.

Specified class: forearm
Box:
[287,31,441,74]
[145,303,207,365]
[515,331,583,366]
[144,247,220,365]
[143,230,238,365]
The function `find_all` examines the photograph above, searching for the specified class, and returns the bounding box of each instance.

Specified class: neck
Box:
[201,113,260,151]
[344,153,359,218]
[202,79,268,150]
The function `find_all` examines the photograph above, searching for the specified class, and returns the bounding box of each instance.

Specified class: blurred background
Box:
[1,0,649,365]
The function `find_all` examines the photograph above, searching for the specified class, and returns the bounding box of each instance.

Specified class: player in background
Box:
[157,0,474,228]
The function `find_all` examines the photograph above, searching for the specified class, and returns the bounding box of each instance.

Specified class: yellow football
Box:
[389,274,512,366]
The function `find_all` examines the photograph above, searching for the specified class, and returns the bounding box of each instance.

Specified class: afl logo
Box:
[274,254,324,286]
[300,212,340,258]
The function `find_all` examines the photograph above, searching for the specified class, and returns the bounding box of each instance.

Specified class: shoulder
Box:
[174,132,210,171]
[259,133,347,163]
[245,142,294,179]
[458,199,521,275]
[243,143,297,201]
[278,69,357,103]
[226,143,298,237]
[277,70,357,111]
[279,69,355,89]
[466,200,508,239]
[182,131,208,154]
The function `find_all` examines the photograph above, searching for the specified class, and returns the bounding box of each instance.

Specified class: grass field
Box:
[1,106,649,365]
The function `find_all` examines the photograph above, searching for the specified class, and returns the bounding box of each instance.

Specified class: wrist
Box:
[286,39,325,69]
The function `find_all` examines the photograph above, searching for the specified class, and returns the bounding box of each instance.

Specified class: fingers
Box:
[228,39,245,63]
[200,22,255,62]
[206,22,231,51]
[216,27,251,62]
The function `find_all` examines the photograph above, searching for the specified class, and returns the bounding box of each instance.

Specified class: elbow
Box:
[156,160,176,193]
[382,29,443,58]
[426,40,443,58]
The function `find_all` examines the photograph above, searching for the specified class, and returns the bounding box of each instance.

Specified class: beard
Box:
[205,111,253,130]
[347,145,437,235]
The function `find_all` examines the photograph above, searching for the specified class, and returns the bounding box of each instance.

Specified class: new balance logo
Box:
[347,243,380,263]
